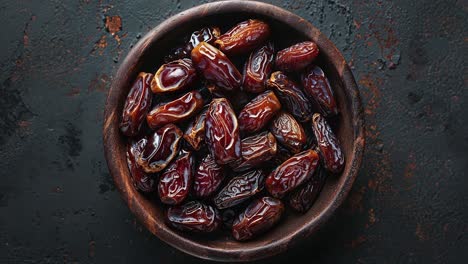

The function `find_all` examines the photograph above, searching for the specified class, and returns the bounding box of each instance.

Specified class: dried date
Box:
[266,149,320,198]
[167,201,221,232]
[269,112,306,153]
[213,170,265,209]
[301,65,338,116]
[238,90,281,134]
[289,167,327,213]
[164,46,190,63]
[242,42,275,93]
[267,71,313,122]
[230,132,277,172]
[192,154,225,198]
[127,140,155,192]
[151,58,197,94]
[232,197,284,241]
[183,107,208,151]
[312,113,345,173]
[275,41,319,72]
[186,27,221,51]
[119,72,153,137]
[158,150,194,205]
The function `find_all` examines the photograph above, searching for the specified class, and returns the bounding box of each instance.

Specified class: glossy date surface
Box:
[205,98,241,164]
[151,58,197,94]
[213,170,265,209]
[192,154,225,198]
[136,124,183,173]
[119,72,153,137]
[289,167,327,213]
[232,197,284,241]
[215,19,270,56]
[167,201,221,232]
[187,26,221,51]
[275,41,319,72]
[238,90,281,134]
[312,113,345,173]
[242,42,275,93]
[301,65,338,116]
[266,149,320,198]
[183,107,208,151]
[230,132,277,172]
[146,91,204,129]
[269,112,306,153]
[158,150,194,205]
[191,42,242,92]
[267,71,313,122]
[126,140,155,192]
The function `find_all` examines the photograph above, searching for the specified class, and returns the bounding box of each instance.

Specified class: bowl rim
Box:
[103,0,365,261]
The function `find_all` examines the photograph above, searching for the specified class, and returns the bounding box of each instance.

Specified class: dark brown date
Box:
[221,208,238,230]
[164,46,190,63]
[269,112,306,153]
[213,170,265,209]
[232,197,284,241]
[192,154,225,198]
[151,58,197,94]
[289,167,327,213]
[266,149,320,198]
[205,98,241,164]
[136,124,183,173]
[119,72,153,137]
[167,201,221,232]
[183,107,207,151]
[230,132,277,172]
[275,41,319,72]
[312,113,345,173]
[271,143,294,165]
[215,19,270,56]
[146,91,204,129]
[186,27,221,51]
[191,42,242,92]
[158,150,194,205]
[126,140,155,192]
[267,71,313,122]
[238,90,281,134]
[301,65,338,116]
[242,42,275,93]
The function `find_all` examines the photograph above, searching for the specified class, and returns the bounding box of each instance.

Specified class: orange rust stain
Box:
[404,152,416,179]
[105,15,122,35]
[415,223,429,241]
[368,178,377,190]
[88,74,111,93]
[93,35,108,55]
[366,208,377,228]
[346,186,366,213]
[353,19,361,30]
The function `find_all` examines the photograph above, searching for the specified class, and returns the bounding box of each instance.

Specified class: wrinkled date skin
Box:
[151,58,197,94]
[270,112,306,153]
[232,197,284,241]
[186,27,221,52]
[312,113,345,173]
[127,140,155,193]
[205,98,241,164]
[192,154,225,198]
[167,201,221,232]
[266,149,320,198]
[183,107,207,151]
[215,19,270,56]
[213,170,265,209]
[242,42,275,93]
[275,41,319,72]
[158,150,194,205]
[119,72,153,137]
[191,42,242,92]
[230,132,277,172]
[136,124,183,173]
[301,65,338,116]
[238,90,281,134]
[146,91,204,129]
[289,167,327,213]
[267,71,313,122]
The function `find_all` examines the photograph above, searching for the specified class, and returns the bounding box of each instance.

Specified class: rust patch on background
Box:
[346,186,366,213]
[404,152,417,179]
[88,74,111,93]
[366,208,377,227]
[105,15,122,35]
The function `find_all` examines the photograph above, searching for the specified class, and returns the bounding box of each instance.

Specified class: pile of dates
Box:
[120,19,344,241]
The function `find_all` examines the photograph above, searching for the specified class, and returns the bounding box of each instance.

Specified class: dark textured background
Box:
[1,0,467,263]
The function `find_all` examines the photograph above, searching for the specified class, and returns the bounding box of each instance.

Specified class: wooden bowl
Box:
[103,0,365,262]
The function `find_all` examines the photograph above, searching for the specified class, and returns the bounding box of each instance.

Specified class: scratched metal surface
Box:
[0,0,467,263]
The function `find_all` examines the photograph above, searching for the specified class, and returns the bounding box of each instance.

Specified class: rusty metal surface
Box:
[0,0,466,263]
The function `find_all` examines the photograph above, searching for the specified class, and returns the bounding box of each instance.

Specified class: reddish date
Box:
[242,42,275,93]
[151,58,197,94]
[158,150,194,205]
[187,27,221,51]
[232,197,284,241]
[267,71,313,122]
[301,65,338,116]
[289,167,327,213]
[266,149,320,198]
[215,19,270,56]
[127,140,155,193]
[238,90,281,134]
[275,41,319,72]
[192,154,225,198]
[312,113,345,173]
[205,98,241,164]
[146,91,204,129]
[167,201,221,232]
[191,42,242,92]
[119,72,153,137]
[213,170,265,209]
[230,132,277,172]
[136,124,183,173]
[183,107,207,151]
[269,112,306,153]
